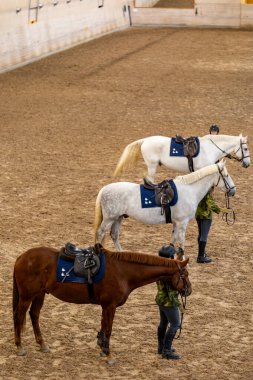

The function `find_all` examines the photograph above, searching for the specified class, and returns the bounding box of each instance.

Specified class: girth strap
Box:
[164,205,171,224]
[87,283,96,304]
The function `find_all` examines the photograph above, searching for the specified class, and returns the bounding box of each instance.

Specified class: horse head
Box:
[170,259,191,297]
[216,160,236,197]
[234,134,250,168]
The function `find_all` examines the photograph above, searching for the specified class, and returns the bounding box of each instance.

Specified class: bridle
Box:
[216,165,235,194]
[210,138,250,163]
[233,139,250,162]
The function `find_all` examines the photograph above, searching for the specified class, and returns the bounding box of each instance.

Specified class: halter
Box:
[234,140,250,162]
[210,138,250,163]
[216,164,235,195]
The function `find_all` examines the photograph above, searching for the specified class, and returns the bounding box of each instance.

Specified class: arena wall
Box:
[1,0,253,73]
[131,0,253,28]
[0,0,131,73]
[135,0,159,7]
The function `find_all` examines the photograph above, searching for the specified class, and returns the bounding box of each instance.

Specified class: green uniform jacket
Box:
[155,281,180,308]
[195,192,221,220]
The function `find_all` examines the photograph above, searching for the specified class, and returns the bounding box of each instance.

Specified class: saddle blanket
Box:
[140,180,178,208]
[170,137,200,157]
[140,185,158,208]
[56,254,105,284]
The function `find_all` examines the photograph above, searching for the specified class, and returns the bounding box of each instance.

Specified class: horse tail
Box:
[114,139,144,176]
[94,188,103,243]
[13,270,26,333]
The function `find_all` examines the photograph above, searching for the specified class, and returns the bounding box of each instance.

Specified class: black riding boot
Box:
[157,329,164,354]
[197,241,212,263]
[158,329,176,355]
[162,332,181,360]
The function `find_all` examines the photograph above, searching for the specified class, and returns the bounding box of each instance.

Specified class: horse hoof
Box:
[17,348,26,356]
[40,346,50,353]
[100,351,107,357]
[107,358,116,366]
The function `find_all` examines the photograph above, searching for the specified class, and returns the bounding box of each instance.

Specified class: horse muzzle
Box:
[227,187,236,197]
[242,160,250,168]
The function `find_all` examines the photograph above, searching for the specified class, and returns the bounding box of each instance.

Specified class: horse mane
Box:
[202,134,241,141]
[175,164,218,185]
[103,248,176,267]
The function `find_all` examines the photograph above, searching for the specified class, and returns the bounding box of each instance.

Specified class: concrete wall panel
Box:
[241,4,253,27]
[132,0,253,28]
[1,0,253,73]
[0,0,131,73]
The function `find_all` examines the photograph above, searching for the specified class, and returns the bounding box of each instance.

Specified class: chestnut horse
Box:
[13,243,191,361]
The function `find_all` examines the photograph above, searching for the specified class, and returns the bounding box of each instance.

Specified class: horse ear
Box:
[180,258,189,267]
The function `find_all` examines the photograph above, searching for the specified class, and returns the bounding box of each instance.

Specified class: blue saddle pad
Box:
[140,180,178,208]
[170,137,200,157]
[56,254,105,284]
[140,186,158,208]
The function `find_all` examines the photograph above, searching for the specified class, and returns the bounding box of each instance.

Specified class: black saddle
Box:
[143,177,174,223]
[65,242,83,256]
[60,243,101,284]
[143,177,174,206]
[175,135,199,172]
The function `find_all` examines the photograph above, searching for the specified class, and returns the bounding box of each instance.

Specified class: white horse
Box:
[114,134,250,181]
[94,160,236,253]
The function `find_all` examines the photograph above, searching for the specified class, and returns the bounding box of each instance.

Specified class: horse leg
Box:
[14,299,32,356]
[177,222,187,260]
[99,304,116,357]
[145,161,158,182]
[96,219,114,246]
[110,217,123,251]
[170,222,178,246]
[171,222,185,260]
[29,292,50,353]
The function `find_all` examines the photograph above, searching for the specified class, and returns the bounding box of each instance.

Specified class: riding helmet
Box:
[209,124,220,134]
[158,244,175,259]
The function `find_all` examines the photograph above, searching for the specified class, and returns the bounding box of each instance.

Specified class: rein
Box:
[174,262,188,339]
[216,165,236,225]
[222,192,236,226]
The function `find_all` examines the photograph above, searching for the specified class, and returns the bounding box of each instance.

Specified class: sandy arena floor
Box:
[0,27,252,380]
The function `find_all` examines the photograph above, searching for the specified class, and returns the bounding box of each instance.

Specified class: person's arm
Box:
[206,193,221,214]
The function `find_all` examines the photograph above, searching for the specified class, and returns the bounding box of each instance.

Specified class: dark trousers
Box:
[196,218,212,243]
[157,305,180,352]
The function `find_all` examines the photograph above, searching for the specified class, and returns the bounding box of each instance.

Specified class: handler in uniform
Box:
[195,188,223,263]
[196,123,231,263]
[156,245,184,360]
[209,124,220,134]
